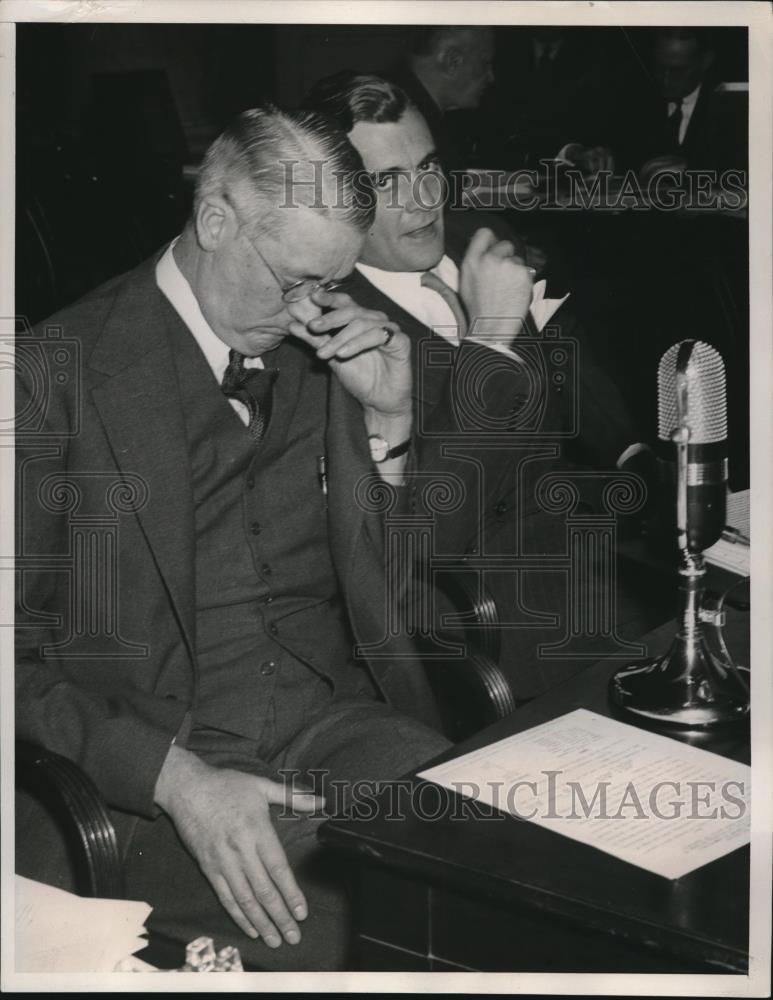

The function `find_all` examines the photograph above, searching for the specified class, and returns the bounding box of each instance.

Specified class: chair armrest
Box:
[412,566,514,739]
[434,570,502,662]
[421,643,516,742]
[16,741,124,898]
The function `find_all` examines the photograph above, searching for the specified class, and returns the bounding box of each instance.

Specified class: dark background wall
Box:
[16,23,418,158]
[17,23,748,159]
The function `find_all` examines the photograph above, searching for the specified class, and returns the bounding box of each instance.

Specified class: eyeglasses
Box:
[253,241,343,303]
[231,203,342,303]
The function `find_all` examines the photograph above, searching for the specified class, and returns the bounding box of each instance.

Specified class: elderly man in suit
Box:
[385,26,615,176]
[305,72,648,703]
[384,25,496,174]
[15,105,451,970]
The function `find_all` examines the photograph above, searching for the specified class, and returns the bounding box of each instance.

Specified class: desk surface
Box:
[321,608,750,973]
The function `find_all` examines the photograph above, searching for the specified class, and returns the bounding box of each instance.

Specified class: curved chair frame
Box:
[16,740,125,899]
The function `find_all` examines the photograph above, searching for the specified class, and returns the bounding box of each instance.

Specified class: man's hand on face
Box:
[287,289,412,420]
[459,227,535,346]
[154,744,324,948]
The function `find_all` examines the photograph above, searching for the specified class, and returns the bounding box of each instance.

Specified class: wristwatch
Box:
[368,434,411,464]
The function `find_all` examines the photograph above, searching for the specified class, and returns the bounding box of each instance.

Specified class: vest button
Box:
[250,521,261,535]
[260,660,276,676]
[262,563,272,576]
[246,475,256,489]
[269,622,278,636]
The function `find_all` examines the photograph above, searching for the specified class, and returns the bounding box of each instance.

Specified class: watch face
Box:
[368,434,389,463]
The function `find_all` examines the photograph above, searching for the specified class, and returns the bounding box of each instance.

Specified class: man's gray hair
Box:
[194,104,375,233]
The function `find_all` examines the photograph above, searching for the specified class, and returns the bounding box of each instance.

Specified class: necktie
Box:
[221,350,277,444]
[421,271,469,339]
[666,98,683,150]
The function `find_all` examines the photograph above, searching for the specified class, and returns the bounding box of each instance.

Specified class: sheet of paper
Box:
[726,488,750,536]
[703,537,750,575]
[15,876,152,973]
[704,489,751,575]
[418,708,750,880]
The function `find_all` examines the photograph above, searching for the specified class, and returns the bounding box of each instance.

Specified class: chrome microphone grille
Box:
[657,340,728,444]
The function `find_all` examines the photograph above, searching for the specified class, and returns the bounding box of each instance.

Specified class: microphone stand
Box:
[609,427,750,729]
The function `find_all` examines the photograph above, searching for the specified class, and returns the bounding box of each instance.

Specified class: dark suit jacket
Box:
[15,253,440,831]
[341,215,639,698]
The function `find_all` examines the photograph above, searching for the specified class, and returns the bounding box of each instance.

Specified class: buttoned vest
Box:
[168,325,373,750]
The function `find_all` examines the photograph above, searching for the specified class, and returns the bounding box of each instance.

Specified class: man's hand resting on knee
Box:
[154,743,324,947]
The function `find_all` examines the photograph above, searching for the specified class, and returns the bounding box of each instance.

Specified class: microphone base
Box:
[609,633,750,730]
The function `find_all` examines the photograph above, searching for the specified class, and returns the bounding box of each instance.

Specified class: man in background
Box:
[385,25,495,173]
[616,28,746,179]
[387,25,616,178]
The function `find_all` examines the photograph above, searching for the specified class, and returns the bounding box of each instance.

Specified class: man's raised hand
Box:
[287,289,412,419]
[459,227,535,346]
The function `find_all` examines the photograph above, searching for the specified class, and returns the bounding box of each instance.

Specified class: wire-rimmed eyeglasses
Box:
[228,197,343,303]
[252,242,343,303]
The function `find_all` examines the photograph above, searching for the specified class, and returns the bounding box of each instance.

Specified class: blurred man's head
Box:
[653,29,714,103]
[182,106,373,354]
[306,73,445,273]
[409,26,495,112]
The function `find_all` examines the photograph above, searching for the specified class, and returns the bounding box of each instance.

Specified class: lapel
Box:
[88,256,197,660]
[681,83,711,153]
[342,269,449,413]
[325,372,373,587]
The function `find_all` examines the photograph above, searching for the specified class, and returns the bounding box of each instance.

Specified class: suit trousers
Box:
[122,696,451,971]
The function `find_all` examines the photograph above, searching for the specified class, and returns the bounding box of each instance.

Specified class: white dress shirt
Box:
[156,237,262,425]
[356,255,460,338]
[668,83,701,147]
[355,254,569,353]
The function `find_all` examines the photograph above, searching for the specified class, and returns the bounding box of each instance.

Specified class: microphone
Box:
[657,340,727,554]
[609,340,748,729]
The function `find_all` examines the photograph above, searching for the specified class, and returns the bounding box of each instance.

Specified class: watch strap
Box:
[368,434,411,463]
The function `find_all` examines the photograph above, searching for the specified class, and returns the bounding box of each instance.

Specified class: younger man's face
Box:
[349,108,446,273]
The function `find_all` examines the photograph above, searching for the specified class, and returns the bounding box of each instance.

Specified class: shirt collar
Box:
[155,237,262,382]
[356,254,459,299]
[355,253,568,334]
[670,82,702,113]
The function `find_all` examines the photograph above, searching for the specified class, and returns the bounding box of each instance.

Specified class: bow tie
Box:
[221,350,278,443]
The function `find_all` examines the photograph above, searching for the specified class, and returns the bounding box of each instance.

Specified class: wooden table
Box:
[319,608,750,973]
